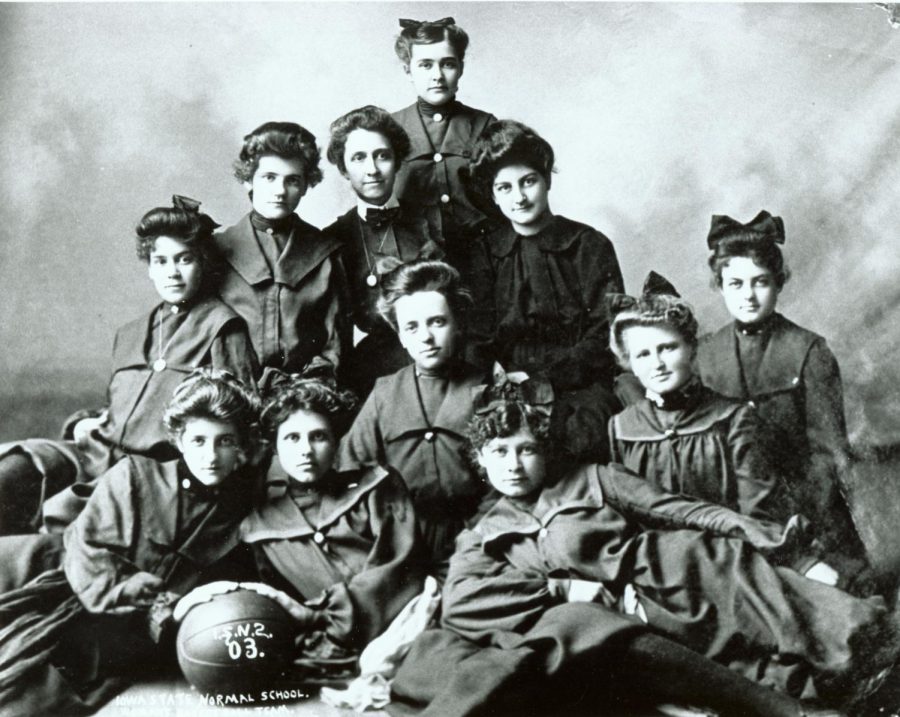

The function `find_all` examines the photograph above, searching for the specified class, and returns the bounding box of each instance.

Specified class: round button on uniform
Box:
[538,528,548,538]
[433,112,444,122]
[181,479,191,490]
[313,531,325,545]
[433,152,443,163]
[424,431,435,442]
[440,194,450,204]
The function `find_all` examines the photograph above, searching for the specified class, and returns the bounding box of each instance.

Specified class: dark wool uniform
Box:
[0,456,254,717]
[337,362,487,575]
[464,214,626,460]
[609,380,786,520]
[241,463,425,673]
[0,295,258,534]
[215,211,343,374]
[323,201,443,398]
[392,100,496,262]
[697,313,868,572]
[391,464,895,716]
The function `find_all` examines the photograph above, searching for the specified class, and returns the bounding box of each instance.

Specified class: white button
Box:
[170,305,180,314]
[748,400,757,409]
[313,531,325,544]
[538,528,548,538]
[152,358,167,372]
[433,153,443,163]
[433,113,444,122]
[440,194,450,204]
[266,227,274,235]
[792,377,800,385]
[181,479,191,489]
[664,428,677,438]
[424,431,435,442]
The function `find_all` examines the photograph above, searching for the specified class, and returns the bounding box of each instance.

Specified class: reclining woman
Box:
[0,196,258,538]
[389,371,897,717]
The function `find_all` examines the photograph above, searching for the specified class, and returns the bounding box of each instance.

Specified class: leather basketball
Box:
[176,588,297,693]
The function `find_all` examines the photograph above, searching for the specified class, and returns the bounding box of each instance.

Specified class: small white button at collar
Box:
[440,194,450,204]
[433,112,444,123]
[181,478,191,490]
[433,152,443,163]
[313,531,325,545]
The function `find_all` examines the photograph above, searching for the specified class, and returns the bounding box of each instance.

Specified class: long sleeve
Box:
[440,530,559,643]
[336,389,384,470]
[313,474,425,648]
[596,464,818,568]
[727,404,783,520]
[209,318,261,387]
[62,459,154,613]
[543,232,624,391]
[802,339,851,511]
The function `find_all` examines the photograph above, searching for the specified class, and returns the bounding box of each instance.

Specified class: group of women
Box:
[0,15,895,717]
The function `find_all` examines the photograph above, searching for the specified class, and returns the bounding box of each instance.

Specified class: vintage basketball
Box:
[176,588,297,693]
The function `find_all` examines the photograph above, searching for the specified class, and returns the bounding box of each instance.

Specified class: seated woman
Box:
[337,260,487,576]
[390,372,896,717]
[608,271,784,521]
[0,196,259,535]
[0,369,260,717]
[462,120,625,462]
[696,210,867,582]
[186,373,426,681]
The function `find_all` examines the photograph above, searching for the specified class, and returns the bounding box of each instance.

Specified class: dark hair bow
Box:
[172,195,202,212]
[707,210,785,249]
[606,271,679,317]
[171,194,221,230]
[259,357,336,396]
[399,17,456,31]
[472,363,554,417]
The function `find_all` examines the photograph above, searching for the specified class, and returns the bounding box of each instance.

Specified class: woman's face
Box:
[247,154,307,220]
[395,290,458,372]
[477,427,546,499]
[406,39,463,106]
[176,417,244,486]
[719,256,780,325]
[147,236,203,305]
[624,323,694,396]
[342,128,397,206]
[276,409,337,484]
[492,164,551,235]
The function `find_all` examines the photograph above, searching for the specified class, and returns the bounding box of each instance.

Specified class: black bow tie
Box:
[366,206,401,230]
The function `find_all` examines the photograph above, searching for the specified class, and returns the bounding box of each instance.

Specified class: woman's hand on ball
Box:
[173,581,242,621]
[238,582,318,628]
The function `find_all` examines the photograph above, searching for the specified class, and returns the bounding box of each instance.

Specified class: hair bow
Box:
[171,194,221,230]
[707,210,785,249]
[399,17,455,30]
[606,271,679,317]
[172,195,202,213]
[259,357,337,396]
[472,363,554,417]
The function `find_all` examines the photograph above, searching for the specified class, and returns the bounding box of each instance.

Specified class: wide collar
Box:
[612,384,742,442]
[477,465,605,551]
[240,464,389,542]
[113,295,239,371]
[376,362,485,442]
[216,213,341,289]
[395,100,491,159]
[698,313,819,397]
[135,456,251,566]
[486,215,583,259]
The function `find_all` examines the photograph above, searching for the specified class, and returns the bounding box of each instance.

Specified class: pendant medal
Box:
[152,358,167,372]
[366,273,378,287]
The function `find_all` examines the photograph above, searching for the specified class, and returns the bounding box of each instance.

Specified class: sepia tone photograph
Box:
[1,3,900,715]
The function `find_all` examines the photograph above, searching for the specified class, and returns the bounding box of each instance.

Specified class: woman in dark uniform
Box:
[463,119,625,462]
[696,211,868,583]
[338,260,487,577]
[390,373,896,717]
[0,197,258,535]
[391,17,497,264]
